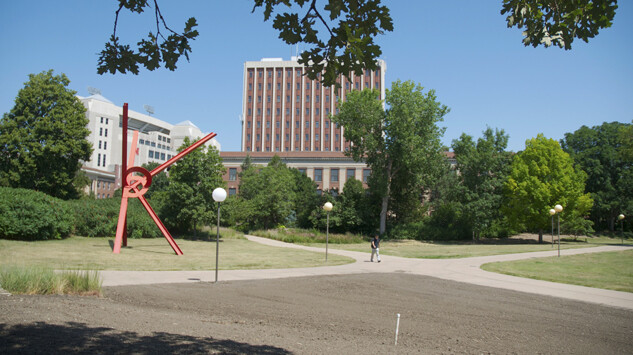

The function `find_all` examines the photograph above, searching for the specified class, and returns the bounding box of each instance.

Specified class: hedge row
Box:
[0,187,160,240]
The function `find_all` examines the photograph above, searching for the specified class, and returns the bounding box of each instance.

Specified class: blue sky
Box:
[1,1,631,152]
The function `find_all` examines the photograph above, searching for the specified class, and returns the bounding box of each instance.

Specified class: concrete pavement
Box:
[100,235,633,310]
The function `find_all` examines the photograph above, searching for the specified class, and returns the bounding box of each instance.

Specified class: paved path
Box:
[100,235,633,310]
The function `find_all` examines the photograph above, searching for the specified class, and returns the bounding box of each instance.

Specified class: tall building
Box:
[78,93,220,198]
[241,57,386,152]
[221,57,386,195]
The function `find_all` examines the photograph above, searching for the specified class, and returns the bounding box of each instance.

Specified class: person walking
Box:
[370,234,381,262]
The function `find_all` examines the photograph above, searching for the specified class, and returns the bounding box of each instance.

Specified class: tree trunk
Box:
[379,159,393,236]
[538,229,543,244]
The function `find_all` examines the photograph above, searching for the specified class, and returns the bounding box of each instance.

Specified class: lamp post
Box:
[323,202,333,261]
[555,204,563,257]
[619,214,625,244]
[549,209,556,248]
[212,188,227,283]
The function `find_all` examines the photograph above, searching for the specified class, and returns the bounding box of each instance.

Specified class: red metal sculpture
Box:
[113,103,217,254]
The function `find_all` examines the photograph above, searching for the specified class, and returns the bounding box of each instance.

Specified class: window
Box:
[335,134,339,141]
[314,169,323,182]
[326,108,330,115]
[248,96,252,103]
[298,168,306,175]
[258,96,261,103]
[315,134,319,140]
[277,95,280,102]
[363,169,371,183]
[296,108,300,115]
[267,96,271,103]
[276,121,280,128]
[266,134,270,141]
[229,188,237,196]
[295,134,299,141]
[297,83,300,90]
[347,168,355,180]
[160,153,165,160]
[276,134,279,141]
[258,83,262,90]
[247,121,251,128]
[167,138,170,143]
[305,134,309,141]
[100,117,103,124]
[104,142,107,150]
[316,108,320,116]
[151,141,156,147]
[316,82,320,89]
[247,134,251,141]
[97,153,101,166]
[266,121,270,128]
[305,121,310,128]
[249,71,253,78]
[249,83,252,90]
[276,108,280,115]
[296,121,300,128]
[326,95,330,102]
[296,95,300,103]
[325,134,329,141]
[258,108,261,115]
[257,121,261,128]
[267,83,271,90]
[149,150,154,158]
[98,141,102,149]
[316,121,320,128]
[286,108,290,116]
[140,139,145,144]
[258,71,262,78]
[316,95,319,102]
[306,95,310,102]
[99,128,102,136]
[285,133,289,140]
[257,134,260,141]
[229,168,237,181]
[286,95,290,103]
[306,108,310,115]
[287,83,291,90]
[286,121,290,128]
[325,121,329,128]
[306,83,310,90]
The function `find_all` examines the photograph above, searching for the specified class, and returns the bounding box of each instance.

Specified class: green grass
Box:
[481,250,633,292]
[0,229,353,271]
[0,266,102,295]
[307,235,624,259]
[251,228,364,244]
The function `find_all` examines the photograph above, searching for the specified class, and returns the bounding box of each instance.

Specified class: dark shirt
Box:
[371,237,380,249]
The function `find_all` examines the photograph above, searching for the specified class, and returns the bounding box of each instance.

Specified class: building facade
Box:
[222,58,387,194]
[78,94,220,198]
[242,57,386,153]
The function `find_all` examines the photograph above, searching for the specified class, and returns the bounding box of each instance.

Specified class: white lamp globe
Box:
[549,209,556,216]
[323,202,333,211]
[554,204,563,213]
[212,188,227,202]
[619,214,625,221]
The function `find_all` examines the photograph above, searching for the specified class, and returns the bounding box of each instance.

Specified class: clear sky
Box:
[1,1,631,152]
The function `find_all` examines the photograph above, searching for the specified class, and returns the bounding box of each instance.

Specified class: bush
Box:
[252,228,365,244]
[0,187,73,240]
[68,197,161,238]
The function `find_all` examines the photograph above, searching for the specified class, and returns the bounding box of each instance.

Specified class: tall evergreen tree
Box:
[0,70,92,199]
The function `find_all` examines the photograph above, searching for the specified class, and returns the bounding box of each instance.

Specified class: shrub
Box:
[0,187,73,240]
[68,197,161,238]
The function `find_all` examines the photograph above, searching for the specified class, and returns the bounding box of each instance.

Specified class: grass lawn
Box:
[308,235,625,259]
[0,231,353,271]
[481,250,633,292]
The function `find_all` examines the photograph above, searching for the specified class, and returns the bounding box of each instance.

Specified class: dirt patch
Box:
[2,274,632,354]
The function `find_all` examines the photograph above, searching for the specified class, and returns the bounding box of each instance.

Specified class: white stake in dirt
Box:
[395,313,401,346]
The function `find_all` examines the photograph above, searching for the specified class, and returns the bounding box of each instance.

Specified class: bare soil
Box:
[1,273,632,354]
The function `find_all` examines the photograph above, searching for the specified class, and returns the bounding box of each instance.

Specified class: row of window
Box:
[148,150,173,161]
[248,133,340,142]
[99,117,110,125]
[248,68,377,79]
[96,180,113,190]
[247,146,342,152]
[98,140,107,150]
[96,153,107,167]
[228,167,369,183]
[247,106,339,117]
[139,139,171,151]
[248,80,377,94]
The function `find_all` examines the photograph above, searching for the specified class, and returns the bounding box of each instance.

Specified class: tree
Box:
[452,128,512,239]
[98,0,393,86]
[333,80,449,235]
[290,168,320,228]
[153,137,226,233]
[503,134,593,240]
[0,70,92,200]
[560,122,633,232]
[234,155,297,230]
[501,0,618,50]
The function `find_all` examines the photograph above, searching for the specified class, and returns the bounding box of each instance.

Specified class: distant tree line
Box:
[1,71,631,240]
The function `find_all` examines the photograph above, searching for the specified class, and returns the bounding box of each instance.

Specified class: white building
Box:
[77,93,220,198]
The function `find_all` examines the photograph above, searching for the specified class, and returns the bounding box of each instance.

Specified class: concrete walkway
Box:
[100,235,633,310]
